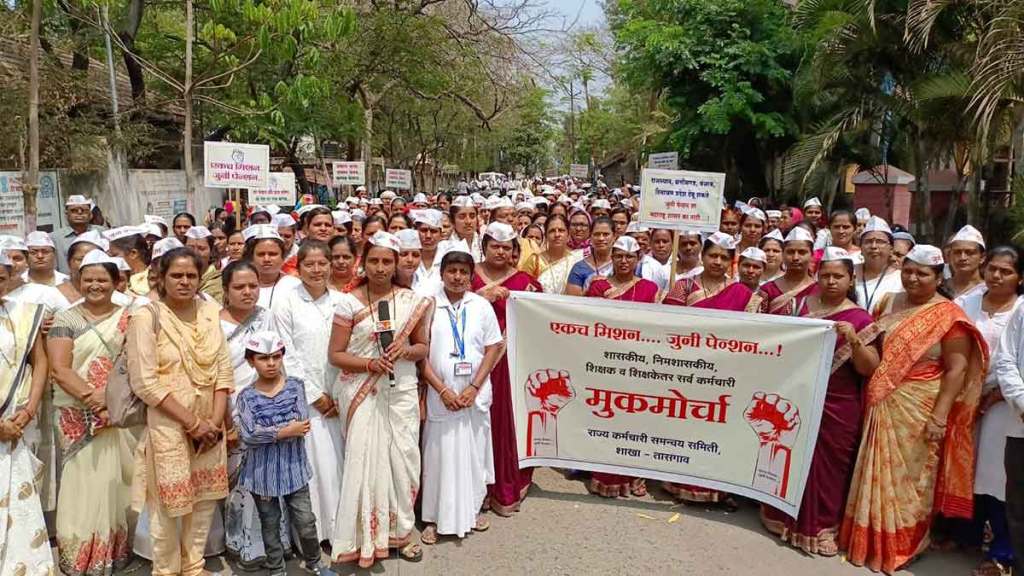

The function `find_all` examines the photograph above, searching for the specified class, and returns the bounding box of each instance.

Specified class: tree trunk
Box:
[288,139,310,196]
[362,103,373,195]
[911,138,932,240]
[119,0,147,103]
[25,0,42,233]
[183,0,195,210]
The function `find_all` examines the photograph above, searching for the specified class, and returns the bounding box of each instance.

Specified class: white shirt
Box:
[273,283,341,403]
[994,303,1024,438]
[652,264,702,291]
[637,255,670,291]
[855,268,903,315]
[21,270,69,287]
[439,233,483,263]
[257,273,302,309]
[426,287,502,422]
[5,282,70,314]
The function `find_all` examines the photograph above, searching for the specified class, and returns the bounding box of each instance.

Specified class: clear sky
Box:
[550,0,605,28]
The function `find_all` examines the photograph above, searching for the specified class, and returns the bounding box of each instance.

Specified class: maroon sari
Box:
[585,277,659,497]
[472,268,543,515]
[756,278,820,315]
[760,303,881,555]
[661,277,759,503]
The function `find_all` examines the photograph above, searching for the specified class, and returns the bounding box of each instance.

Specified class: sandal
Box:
[397,542,423,563]
[473,514,491,532]
[420,524,438,545]
[816,534,839,557]
[721,496,739,513]
[973,560,1011,576]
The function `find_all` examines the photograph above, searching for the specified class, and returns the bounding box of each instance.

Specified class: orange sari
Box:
[839,298,988,573]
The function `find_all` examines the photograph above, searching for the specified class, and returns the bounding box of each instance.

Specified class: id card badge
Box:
[454,362,473,377]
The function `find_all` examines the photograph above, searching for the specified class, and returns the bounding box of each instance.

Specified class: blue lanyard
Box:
[446,303,467,359]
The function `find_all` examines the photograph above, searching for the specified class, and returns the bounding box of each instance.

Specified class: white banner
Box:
[648,152,679,170]
[127,170,190,221]
[203,141,270,189]
[249,172,297,206]
[384,168,413,190]
[569,163,589,179]
[508,293,835,517]
[638,168,725,232]
[0,171,63,233]
[332,161,365,186]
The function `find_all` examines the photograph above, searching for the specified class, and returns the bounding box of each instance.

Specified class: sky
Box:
[548,0,605,28]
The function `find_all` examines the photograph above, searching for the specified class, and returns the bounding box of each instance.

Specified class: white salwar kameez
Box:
[421,288,502,537]
[273,283,345,541]
[257,273,302,310]
[956,290,1024,500]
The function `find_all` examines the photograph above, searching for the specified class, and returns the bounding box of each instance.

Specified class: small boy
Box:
[235,331,326,576]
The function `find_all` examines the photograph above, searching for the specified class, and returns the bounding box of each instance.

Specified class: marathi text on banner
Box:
[569,163,589,179]
[0,171,62,233]
[384,168,412,190]
[332,161,365,186]
[203,141,270,189]
[648,152,679,170]
[638,168,725,232]
[507,293,836,517]
[249,172,297,206]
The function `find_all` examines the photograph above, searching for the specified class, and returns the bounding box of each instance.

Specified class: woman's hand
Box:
[479,286,510,302]
[458,385,479,409]
[0,420,23,441]
[278,420,311,439]
[925,413,947,442]
[187,417,218,441]
[385,341,411,363]
[83,388,106,414]
[439,388,462,411]
[834,321,858,344]
[10,409,32,431]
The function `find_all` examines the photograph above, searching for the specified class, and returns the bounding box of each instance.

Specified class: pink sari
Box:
[756,278,819,316]
[472,269,542,515]
[585,277,659,497]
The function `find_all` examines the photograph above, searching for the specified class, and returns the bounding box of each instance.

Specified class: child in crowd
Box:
[235,331,326,576]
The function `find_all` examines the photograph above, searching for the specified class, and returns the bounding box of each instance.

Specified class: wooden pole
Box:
[234,188,241,229]
[668,229,680,289]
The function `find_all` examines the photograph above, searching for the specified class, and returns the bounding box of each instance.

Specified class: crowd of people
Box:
[0,179,1022,576]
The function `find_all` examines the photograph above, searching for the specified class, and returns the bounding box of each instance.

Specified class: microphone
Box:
[377,300,396,386]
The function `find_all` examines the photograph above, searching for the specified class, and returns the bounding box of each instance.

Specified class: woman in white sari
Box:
[0,254,52,575]
[518,214,582,294]
[48,252,136,575]
[218,260,288,567]
[328,231,432,567]
[273,240,344,543]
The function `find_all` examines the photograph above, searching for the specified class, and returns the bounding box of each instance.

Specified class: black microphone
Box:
[377,300,396,386]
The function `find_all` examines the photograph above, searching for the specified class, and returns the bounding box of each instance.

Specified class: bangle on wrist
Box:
[185,418,201,434]
[366,358,374,373]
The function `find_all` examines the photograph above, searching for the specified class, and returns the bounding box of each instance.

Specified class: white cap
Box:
[332,211,352,226]
[296,204,326,217]
[395,229,422,251]
[612,235,641,254]
[483,222,517,243]
[111,256,132,273]
[151,237,184,259]
[24,231,54,249]
[591,199,611,210]
[144,214,168,227]
[765,210,782,219]
[470,193,486,206]
[103,226,144,242]
[744,208,767,222]
[762,229,785,243]
[345,196,360,205]
[784,227,815,244]
[412,209,443,230]
[905,244,945,266]
[355,185,367,192]
[264,205,282,216]
[625,222,650,234]
[515,201,533,213]
[185,226,212,241]
[803,197,822,208]
[860,216,892,239]
[484,196,501,211]
[66,194,92,207]
[492,197,514,210]
[739,247,767,264]
[855,207,871,222]
[0,235,27,252]
[531,197,549,207]
[706,231,737,251]
[557,194,572,205]
[351,209,367,220]
[244,331,286,355]
[380,190,397,201]
[948,224,985,249]
[893,231,916,245]
[78,250,118,271]
[273,214,297,228]
[368,231,402,253]
[413,193,429,204]
[242,224,282,243]
[452,196,475,209]
[69,230,109,253]
[820,246,855,263]
[142,223,164,238]
[678,229,703,238]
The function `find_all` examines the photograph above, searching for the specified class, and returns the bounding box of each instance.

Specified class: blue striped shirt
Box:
[235,377,312,497]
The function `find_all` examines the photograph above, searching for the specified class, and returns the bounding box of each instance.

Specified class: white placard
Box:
[0,171,62,233]
[128,170,190,221]
[570,163,589,179]
[332,161,365,186]
[638,168,726,232]
[249,172,297,206]
[384,168,413,190]
[203,141,270,189]
[648,152,679,170]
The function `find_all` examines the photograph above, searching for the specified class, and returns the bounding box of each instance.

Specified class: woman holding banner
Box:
[661,231,757,508]
[472,223,543,516]
[584,236,658,497]
[839,245,988,573]
[759,247,881,556]
[757,228,819,315]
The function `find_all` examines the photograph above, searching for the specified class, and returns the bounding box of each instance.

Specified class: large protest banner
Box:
[249,172,297,206]
[638,168,725,233]
[203,141,270,189]
[508,293,836,517]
